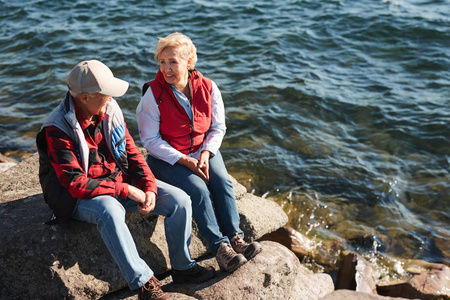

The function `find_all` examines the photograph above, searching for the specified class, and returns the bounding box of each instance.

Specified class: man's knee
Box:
[171,190,192,215]
[97,196,126,223]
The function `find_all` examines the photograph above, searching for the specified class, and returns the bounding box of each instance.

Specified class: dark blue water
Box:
[1,0,449,278]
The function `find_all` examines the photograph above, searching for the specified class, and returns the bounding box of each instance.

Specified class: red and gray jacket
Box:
[142,69,212,154]
[36,93,144,223]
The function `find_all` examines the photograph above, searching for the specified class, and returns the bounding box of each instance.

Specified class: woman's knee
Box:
[209,174,233,195]
[188,185,212,207]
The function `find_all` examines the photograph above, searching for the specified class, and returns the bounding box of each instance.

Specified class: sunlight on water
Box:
[0,0,448,277]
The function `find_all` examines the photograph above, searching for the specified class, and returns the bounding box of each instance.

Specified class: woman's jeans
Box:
[147,150,243,255]
[72,179,195,290]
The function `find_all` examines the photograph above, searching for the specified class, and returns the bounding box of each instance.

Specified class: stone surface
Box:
[0,162,16,173]
[0,153,288,299]
[261,226,314,258]
[320,289,419,300]
[162,241,334,300]
[103,242,335,300]
[336,251,380,294]
[292,273,335,300]
[261,226,342,272]
[0,152,42,202]
[377,264,450,300]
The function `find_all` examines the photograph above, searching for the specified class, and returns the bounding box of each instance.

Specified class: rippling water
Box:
[1,0,449,276]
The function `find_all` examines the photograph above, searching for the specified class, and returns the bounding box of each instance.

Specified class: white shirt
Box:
[136,80,226,165]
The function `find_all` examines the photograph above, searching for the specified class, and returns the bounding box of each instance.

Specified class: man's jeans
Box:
[72,179,195,290]
[147,150,243,255]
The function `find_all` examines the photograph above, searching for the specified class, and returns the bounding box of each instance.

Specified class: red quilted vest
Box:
[144,69,212,154]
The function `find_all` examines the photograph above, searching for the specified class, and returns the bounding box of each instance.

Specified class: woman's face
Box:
[159,46,191,90]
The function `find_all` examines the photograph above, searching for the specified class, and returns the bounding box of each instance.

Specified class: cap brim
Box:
[99,77,129,98]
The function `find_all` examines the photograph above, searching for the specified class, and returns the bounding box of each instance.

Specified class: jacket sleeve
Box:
[45,126,130,199]
[123,124,158,195]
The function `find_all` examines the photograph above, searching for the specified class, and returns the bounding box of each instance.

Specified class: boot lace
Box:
[231,233,248,253]
[140,277,165,299]
[218,242,236,261]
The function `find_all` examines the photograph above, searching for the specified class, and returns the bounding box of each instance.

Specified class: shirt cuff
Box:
[115,182,129,199]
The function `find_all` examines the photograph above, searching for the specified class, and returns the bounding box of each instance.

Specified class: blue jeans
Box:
[72,179,195,291]
[147,150,243,255]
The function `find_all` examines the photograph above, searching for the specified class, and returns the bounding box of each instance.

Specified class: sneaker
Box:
[138,276,168,300]
[230,233,262,260]
[216,242,247,272]
[172,264,216,284]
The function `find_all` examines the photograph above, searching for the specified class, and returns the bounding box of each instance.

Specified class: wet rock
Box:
[261,226,314,258]
[336,251,380,294]
[261,226,342,272]
[377,261,450,300]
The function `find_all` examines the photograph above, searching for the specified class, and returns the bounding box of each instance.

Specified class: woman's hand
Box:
[127,185,156,215]
[198,150,211,182]
[177,154,209,183]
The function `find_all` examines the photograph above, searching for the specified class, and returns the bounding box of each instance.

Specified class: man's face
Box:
[83,93,112,117]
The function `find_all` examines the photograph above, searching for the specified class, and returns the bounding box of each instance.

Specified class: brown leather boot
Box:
[230,232,262,260]
[138,276,168,300]
[215,242,247,272]
[172,264,216,284]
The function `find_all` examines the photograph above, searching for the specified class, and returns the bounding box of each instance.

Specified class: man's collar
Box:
[73,101,105,130]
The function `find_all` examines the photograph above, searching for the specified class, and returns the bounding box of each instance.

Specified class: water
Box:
[1,0,449,277]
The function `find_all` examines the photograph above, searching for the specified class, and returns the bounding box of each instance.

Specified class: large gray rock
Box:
[162,241,334,300]
[104,241,334,300]
[0,153,288,299]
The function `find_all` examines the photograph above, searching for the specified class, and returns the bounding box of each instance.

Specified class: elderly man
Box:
[36,60,215,300]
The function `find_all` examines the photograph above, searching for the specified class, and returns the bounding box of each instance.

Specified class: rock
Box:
[261,226,342,271]
[0,162,16,173]
[162,241,334,300]
[261,226,314,258]
[101,289,197,300]
[320,289,419,300]
[102,241,335,300]
[377,262,450,300]
[293,273,335,300]
[0,153,288,299]
[0,153,18,173]
[0,153,17,163]
[336,251,380,294]
[0,153,42,202]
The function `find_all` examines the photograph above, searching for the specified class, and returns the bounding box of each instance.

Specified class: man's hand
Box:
[138,191,156,215]
[127,185,156,215]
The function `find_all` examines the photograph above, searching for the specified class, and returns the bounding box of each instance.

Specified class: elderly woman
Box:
[137,32,262,273]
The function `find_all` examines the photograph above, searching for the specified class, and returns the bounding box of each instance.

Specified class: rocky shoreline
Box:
[0,153,448,299]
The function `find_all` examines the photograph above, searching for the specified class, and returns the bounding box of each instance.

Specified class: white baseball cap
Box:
[66,60,129,97]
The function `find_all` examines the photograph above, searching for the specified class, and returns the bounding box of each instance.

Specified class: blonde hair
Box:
[154,32,198,70]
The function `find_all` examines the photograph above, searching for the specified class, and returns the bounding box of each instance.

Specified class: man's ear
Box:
[80,93,89,103]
